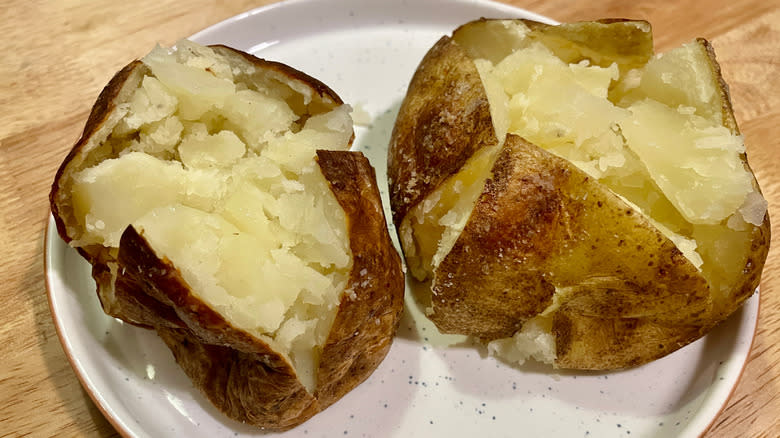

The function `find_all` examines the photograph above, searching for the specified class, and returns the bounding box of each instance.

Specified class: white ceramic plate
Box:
[45,0,759,437]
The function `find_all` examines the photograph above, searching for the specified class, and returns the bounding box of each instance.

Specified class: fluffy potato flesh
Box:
[397,20,769,367]
[66,41,354,391]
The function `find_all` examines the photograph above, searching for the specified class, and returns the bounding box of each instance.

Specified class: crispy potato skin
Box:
[387,36,497,227]
[50,46,404,430]
[388,19,770,369]
[314,150,405,409]
[433,135,712,354]
[159,328,318,429]
[118,226,316,430]
[552,312,706,369]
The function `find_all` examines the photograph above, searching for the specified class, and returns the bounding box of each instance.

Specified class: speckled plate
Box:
[45,0,760,437]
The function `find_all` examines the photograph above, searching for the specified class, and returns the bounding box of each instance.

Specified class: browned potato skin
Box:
[49,47,404,429]
[433,135,711,339]
[552,313,705,369]
[436,135,720,367]
[314,150,405,409]
[117,226,317,429]
[387,35,497,227]
[388,19,770,369]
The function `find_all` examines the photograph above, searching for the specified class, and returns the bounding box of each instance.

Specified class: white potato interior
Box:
[403,22,766,365]
[69,41,354,391]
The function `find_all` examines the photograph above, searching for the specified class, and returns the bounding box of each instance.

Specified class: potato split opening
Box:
[400,20,766,366]
[67,41,355,391]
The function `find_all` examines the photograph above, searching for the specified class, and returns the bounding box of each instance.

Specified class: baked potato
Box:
[50,40,404,429]
[388,19,770,369]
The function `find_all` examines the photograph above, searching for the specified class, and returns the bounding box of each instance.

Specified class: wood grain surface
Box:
[1,0,777,436]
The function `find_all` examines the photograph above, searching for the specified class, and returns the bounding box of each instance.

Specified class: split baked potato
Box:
[50,40,404,429]
[388,19,770,369]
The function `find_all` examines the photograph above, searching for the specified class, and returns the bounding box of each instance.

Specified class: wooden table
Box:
[1,0,777,436]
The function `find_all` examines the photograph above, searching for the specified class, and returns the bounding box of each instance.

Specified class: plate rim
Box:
[45,215,138,437]
[44,214,763,438]
[42,0,762,436]
[698,293,760,437]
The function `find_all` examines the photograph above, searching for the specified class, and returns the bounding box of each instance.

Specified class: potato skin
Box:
[434,135,715,366]
[118,226,317,429]
[387,35,497,227]
[110,151,403,430]
[519,18,654,69]
[430,134,710,346]
[158,328,318,428]
[389,19,770,369]
[49,46,404,430]
[314,150,405,408]
[451,18,654,71]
